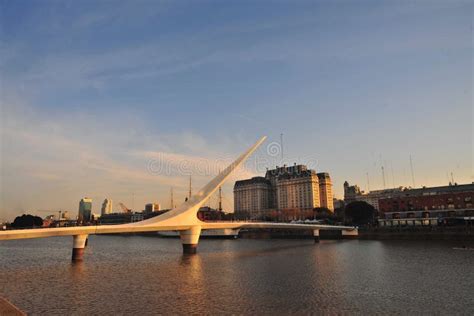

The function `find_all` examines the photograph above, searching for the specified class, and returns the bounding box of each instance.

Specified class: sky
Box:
[0,0,472,221]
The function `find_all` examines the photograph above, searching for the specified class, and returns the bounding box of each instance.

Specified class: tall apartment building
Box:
[274,166,320,211]
[101,198,113,215]
[234,164,333,218]
[78,198,92,222]
[145,203,161,213]
[317,173,334,211]
[233,177,272,218]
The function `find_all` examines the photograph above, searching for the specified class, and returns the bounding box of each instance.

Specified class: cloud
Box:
[0,98,260,221]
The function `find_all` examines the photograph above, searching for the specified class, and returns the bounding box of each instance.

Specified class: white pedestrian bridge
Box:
[0,136,357,260]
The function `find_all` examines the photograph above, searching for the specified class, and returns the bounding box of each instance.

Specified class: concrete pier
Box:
[313,229,320,243]
[0,297,26,316]
[180,226,201,254]
[72,234,88,261]
[342,229,358,239]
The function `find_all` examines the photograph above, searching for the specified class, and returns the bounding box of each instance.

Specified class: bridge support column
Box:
[72,234,88,261]
[313,229,320,243]
[342,228,358,239]
[180,226,201,254]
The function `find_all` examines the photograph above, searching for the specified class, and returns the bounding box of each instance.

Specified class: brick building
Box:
[378,183,474,214]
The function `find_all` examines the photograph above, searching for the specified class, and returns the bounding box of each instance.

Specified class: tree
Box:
[344,201,376,225]
[12,214,43,228]
[313,207,332,220]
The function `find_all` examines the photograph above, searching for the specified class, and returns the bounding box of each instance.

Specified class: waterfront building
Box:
[275,166,320,211]
[333,198,345,210]
[99,209,168,225]
[78,198,92,222]
[234,177,272,218]
[234,164,333,219]
[145,203,161,213]
[344,181,474,215]
[343,181,402,210]
[378,182,474,213]
[317,173,334,211]
[101,198,113,216]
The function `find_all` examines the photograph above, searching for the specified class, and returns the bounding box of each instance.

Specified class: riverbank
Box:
[0,297,26,316]
[239,227,474,242]
[359,227,474,241]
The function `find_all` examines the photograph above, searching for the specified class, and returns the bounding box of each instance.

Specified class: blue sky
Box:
[0,0,472,220]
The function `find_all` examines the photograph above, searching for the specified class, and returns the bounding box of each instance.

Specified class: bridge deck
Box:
[0,221,356,241]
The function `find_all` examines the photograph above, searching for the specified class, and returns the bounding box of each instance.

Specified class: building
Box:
[145,203,161,213]
[234,164,333,219]
[78,198,92,223]
[343,181,403,210]
[101,198,113,216]
[333,198,345,210]
[317,173,334,211]
[274,166,320,211]
[378,183,474,214]
[344,181,474,216]
[233,177,272,218]
[99,210,167,225]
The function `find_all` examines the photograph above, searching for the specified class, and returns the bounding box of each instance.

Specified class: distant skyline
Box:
[1,0,472,221]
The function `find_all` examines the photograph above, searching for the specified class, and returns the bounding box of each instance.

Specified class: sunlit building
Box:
[274,165,320,211]
[234,164,333,218]
[145,203,161,213]
[234,177,272,218]
[101,198,113,215]
[317,172,334,211]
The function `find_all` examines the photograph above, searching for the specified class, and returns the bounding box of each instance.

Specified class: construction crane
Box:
[118,203,132,213]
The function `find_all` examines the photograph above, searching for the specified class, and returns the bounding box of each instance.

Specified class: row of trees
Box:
[236,201,377,226]
[311,201,376,226]
[11,214,43,228]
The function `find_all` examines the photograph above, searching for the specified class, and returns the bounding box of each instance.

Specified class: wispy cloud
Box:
[0,98,257,220]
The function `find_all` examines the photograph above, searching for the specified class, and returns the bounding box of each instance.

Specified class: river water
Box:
[1,236,473,315]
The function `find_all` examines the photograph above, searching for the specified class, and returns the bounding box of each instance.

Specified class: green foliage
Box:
[313,207,332,219]
[344,201,376,225]
[12,214,43,228]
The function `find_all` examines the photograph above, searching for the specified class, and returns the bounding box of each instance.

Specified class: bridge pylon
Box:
[72,234,88,261]
[180,226,202,254]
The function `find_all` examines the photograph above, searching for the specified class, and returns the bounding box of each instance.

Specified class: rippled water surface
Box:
[1,236,473,315]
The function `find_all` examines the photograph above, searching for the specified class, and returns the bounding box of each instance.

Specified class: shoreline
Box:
[239,227,474,242]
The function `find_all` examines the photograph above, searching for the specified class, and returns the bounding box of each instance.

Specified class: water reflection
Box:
[1,237,473,315]
[69,261,86,279]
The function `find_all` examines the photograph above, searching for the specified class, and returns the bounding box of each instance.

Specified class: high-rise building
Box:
[234,164,333,218]
[101,198,113,216]
[274,166,320,211]
[317,173,334,211]
[234,177,272,218]
[145,203,161,213]
[78,198,92,222]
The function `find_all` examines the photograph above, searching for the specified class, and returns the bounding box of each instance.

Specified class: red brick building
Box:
[379,183,474,214]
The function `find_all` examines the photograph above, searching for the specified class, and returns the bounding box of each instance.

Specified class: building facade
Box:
[234,165,333,219]
[343,181,402,210]
[78,198,92,222]
[378,183,474,213]
[275,166,320,211]
[233,177,272,218]
[101,198,113,216]
[145,203,161,213]
[317,173,334,211]
[344,181,474,215]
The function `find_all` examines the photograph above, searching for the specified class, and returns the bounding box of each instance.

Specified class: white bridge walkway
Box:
[0,136,357,260]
